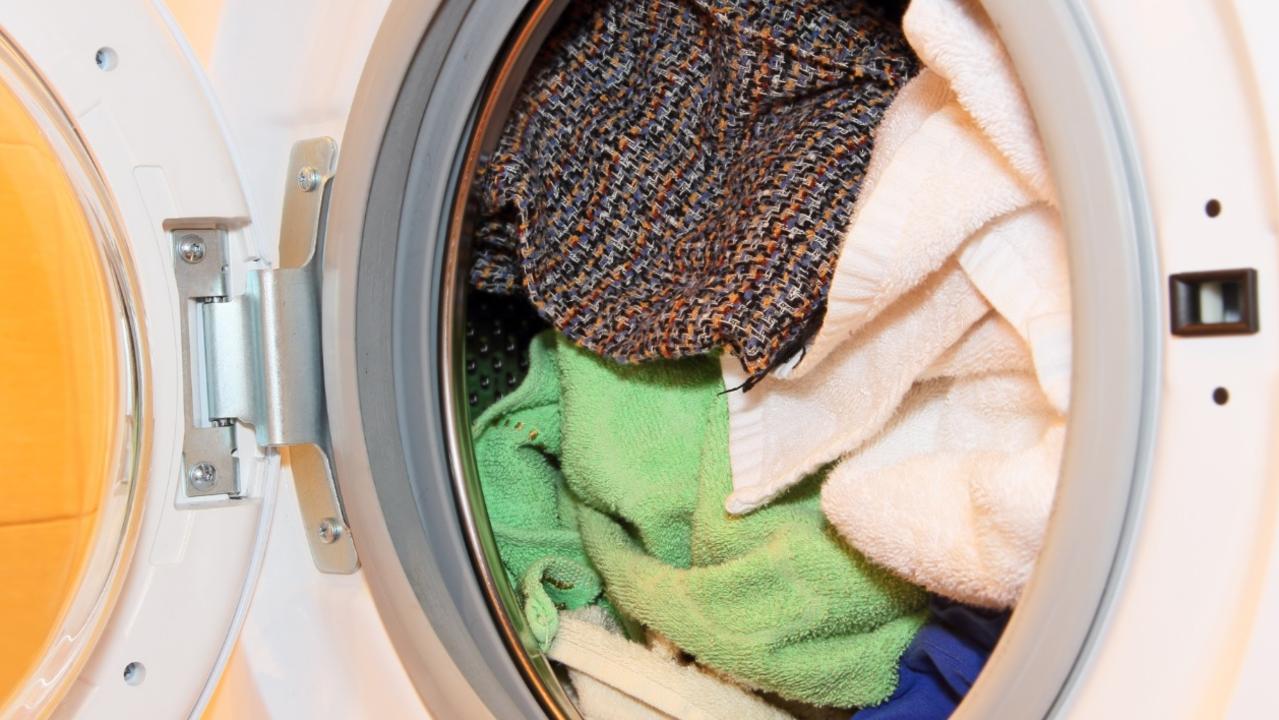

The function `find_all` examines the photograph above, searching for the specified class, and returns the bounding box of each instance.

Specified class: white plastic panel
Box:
[206,472,426,719]
[1062,0,1279,717]
[0,0,271,716]
[1216,0,1279,715]
[203,0,394,265]
[182,0,430,716]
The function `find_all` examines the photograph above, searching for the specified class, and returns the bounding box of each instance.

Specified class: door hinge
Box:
[172,138,357,573]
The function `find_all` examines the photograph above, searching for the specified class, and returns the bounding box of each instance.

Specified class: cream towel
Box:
[784,80,1036,377]
[551,608,793,720]
[722,0,1071,606]
[723,261,990,514]
[957,204,1071,413]
[921,313,1034,382]
[905,0,1056,202]
[822,374,1064,609]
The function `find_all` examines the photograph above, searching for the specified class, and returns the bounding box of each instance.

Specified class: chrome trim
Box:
[440,2,578,718]
[174,227,242,498]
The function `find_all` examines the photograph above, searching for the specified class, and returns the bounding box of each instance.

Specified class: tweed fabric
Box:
[472,0,917,379]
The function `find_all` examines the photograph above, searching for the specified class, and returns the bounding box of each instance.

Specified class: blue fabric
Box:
[854,598,1010,720]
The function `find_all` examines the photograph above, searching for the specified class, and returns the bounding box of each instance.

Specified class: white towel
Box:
[551,608,792,720]
[957,204,1071,413]
[905,0,1056,203]
[723,261,990,514]
[780,89,1037,378]
[920,313,1034,382]
[721,0,1071,607]
[821,374,1064,609]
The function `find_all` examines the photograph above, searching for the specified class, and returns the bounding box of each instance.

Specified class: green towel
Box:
[557,336,926,708]
[475,331,926,707]
[472,333,603,649]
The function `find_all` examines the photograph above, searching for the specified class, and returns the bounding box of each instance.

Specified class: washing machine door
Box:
[0,2,289,716]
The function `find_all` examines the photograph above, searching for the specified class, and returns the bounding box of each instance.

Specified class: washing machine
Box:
[0,0,1277,717]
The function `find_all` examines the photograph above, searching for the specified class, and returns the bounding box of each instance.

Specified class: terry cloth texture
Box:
[794,0,1066,384]
[552,606,794,720]
[820,371,1064,608]
[552,332,926,707]
[852,598,1009,720]
[471,0,918,381]
[472,332,604,651]
[478,330,926,707]
[720,0,1069,608]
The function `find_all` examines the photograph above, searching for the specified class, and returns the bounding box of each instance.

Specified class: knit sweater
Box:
[472,0,917,381]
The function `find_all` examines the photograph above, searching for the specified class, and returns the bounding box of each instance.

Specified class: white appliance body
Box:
[1,0,1276,717]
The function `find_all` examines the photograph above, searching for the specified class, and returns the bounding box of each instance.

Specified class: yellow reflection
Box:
[0,77,119,705]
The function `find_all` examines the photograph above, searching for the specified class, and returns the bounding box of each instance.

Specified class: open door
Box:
[0,2,276,716]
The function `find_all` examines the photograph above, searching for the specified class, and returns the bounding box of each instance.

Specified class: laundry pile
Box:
[468,0,1067,716]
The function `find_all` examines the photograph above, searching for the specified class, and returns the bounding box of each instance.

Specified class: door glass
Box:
[0,36,141,716]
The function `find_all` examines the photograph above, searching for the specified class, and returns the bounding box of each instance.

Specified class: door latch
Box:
[172,138,357,573]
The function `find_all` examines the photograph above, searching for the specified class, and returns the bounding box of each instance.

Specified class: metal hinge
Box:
[172,138,357,573]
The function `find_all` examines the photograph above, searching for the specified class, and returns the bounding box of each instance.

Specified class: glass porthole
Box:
[0,34,143,718]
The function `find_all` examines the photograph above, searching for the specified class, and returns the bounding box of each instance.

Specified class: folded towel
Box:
[552,607,794,720]
[904,0,1055,203]
[820,373,1063,608]
[957,204,1070,413]
[781,80,1039,378]
[554,332,927,707]
[721,0,1070,607]
[471,0,918,382]
[472,332,604,650]
[919,313,1034,383]
[791,0,1066,388]
[723,261,990,514]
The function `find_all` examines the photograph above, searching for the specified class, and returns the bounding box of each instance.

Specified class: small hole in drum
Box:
[1205,199,1222,218]
[1213,387,1230,405]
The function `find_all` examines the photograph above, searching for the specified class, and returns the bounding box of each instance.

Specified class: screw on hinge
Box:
[187,462,217,490]
[296,166,322,192]
[177,235,206,264]
[317,517,345,544]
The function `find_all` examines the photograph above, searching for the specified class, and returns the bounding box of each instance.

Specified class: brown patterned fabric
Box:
[471,0,917,381]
